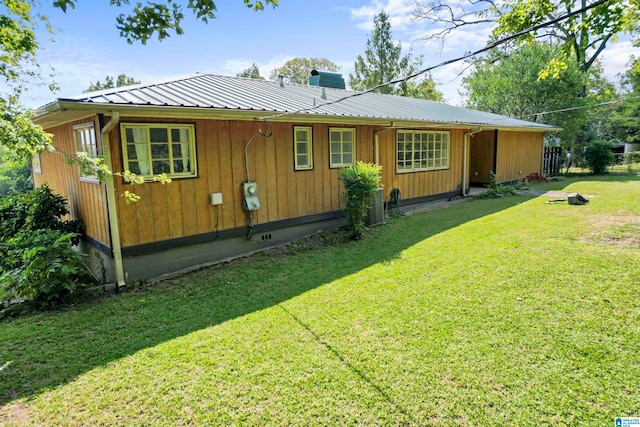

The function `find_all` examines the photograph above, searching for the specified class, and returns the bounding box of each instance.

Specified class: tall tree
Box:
[464,41,617,172]
[270,58,340,85]
[349,11,443,100]
[463,43,589,147]
[412,0,638,80]
[237,63,265,80]
[85,74,141,92]
[609,57,640,145]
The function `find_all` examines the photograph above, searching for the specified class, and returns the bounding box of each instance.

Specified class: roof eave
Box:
[32,100,560,132]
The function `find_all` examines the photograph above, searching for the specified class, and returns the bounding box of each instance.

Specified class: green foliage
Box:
[623,151,640,163]
[237,62,264,80]
[0,158,32,196]
[0,185,90,304]
[270,57,340,85]
[584,141,615,174]
[476,171,526,199]
[339,161,382,239]
[349,11,442,100]
[50,0,279,44]
[85,74,140,92]
[462,42,599,150]
[609,57,640,145]
[0,184,84,243]
[0,229,92,305]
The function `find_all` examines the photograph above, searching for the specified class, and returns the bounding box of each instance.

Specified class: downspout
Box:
[462,128,483,197]
[374,122,396,165]
[100,112,126,288]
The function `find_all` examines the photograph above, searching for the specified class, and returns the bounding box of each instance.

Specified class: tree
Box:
[609,57,640,145]
[463,42,616,158]
[270,58,340,85]
[237,63,264,80]
[349,11,443,100]
[85,74,141,92]
[412,0,638,81]
[52,0,279,44]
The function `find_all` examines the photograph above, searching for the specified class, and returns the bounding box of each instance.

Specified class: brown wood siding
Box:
[495,131,544,183]
[377,128,465,201]
[112,119,376,248]
[32,117,111,248]
[469,130,495,184]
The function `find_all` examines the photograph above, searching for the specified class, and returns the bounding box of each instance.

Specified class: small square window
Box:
[329,128,356,168]
[294,126,313,170]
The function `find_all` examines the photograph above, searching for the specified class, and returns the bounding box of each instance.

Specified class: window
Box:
[120,123,197,179]
[329,127,355,168]
[74,122,98,180]
[294,126,313,170]
[32,153,42,174]
[396,130,450,173]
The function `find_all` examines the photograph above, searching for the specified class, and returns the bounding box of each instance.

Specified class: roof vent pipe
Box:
[278,75,284,87]
[321,88,327,100]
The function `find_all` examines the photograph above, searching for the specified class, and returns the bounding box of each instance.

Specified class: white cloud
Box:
[598,40,640,83]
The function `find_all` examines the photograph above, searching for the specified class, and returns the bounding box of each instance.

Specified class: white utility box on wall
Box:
[210,192,223,205]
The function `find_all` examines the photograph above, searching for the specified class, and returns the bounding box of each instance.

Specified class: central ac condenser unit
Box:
[365,187,385,226]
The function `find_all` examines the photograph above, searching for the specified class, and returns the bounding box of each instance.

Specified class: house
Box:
[32,73,556,285]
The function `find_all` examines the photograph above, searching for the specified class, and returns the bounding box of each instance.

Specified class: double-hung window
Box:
[329,127,355,168]
[121,123,197,179]
[396,130,450,172]
[294,126,313,170]
[74,122,99,181]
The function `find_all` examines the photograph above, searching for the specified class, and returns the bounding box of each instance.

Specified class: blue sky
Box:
[23,0,639,109]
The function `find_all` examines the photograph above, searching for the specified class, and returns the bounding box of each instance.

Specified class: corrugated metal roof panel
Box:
[54,73,556,130]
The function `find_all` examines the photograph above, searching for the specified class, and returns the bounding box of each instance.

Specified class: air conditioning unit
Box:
[365,187,385,226]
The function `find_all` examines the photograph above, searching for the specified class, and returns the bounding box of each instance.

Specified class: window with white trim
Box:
[396,130,450,172]
[121,123,197,179]
[74,122,99,180]
[294,126,313,170]
[329,127,355,168]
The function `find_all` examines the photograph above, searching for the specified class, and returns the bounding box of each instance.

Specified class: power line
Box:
[263,0,613,120]
[525,95,640,118]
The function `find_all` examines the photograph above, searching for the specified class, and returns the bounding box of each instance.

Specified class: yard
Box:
[1,175,639,426]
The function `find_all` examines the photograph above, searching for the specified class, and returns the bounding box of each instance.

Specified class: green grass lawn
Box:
[1,175,639,426]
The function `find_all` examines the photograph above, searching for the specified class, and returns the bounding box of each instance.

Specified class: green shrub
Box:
[0,229,93,305]
[584,141,614,175]
[623,151,640,164]
[0,186,90,305]
[476,172,526,199]
[0,184,84,243]
[339,162,382,239]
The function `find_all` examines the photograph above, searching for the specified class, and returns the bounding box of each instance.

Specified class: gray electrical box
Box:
[242,182,260,211]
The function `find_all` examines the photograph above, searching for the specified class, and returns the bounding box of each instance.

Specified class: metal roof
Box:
[44,73,556,130]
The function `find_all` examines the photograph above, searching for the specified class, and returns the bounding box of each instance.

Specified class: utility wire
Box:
[262,0,614,120]
[526,95,640,118]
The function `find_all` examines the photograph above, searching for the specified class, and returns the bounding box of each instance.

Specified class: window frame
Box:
[396,130,451,173]
[329,127,356,169]
[293,125,314,171]
[120,122,198,180]
[74,122,100,183]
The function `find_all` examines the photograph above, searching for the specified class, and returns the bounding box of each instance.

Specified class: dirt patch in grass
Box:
[261,228,353,259]
[0,401,30,426]
[583,213,640,248]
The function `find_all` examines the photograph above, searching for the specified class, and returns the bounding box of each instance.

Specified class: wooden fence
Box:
[543,146,562,176]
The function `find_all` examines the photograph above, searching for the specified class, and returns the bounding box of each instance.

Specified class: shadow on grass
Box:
[0,196,530,406]
[536,173,640,191]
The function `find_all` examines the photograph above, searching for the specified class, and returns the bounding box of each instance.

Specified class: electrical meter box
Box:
[242,182,260,211]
